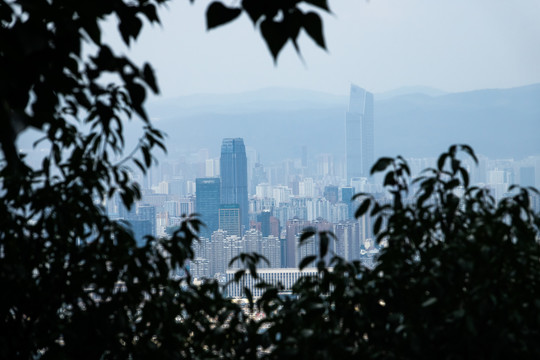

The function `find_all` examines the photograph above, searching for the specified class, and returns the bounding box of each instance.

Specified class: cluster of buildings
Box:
[107,85,540,289]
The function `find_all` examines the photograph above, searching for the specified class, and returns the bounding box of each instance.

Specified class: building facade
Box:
[226,268,320,298]
[196,177,220,239]
[219,204,241,237]
[220,138,249,233]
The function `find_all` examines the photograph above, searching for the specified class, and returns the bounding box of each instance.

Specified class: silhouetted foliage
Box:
[205,0,330,61]
[0,0,330,358]
[2,0,539,359]
[231,145,540,359]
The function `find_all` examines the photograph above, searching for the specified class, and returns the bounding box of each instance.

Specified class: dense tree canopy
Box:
[223,146,540,359]
[0,0,329,358]
[1,0,540,359]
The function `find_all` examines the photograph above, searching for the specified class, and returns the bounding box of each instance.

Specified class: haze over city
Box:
[105,0,540,97]
[4,0,540,356]
[97,0,540,279]
[17,0,540,164]
[10,0,540,274]
[107,81,540,280]
[86,0,540,165]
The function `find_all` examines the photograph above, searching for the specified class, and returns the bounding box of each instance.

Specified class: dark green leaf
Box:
[299,255,317,270]
[401,161,411,176]
[142,4,159,24]
[255,253,270,267]
[319,232,329,258]
[304,0,330,11]
[241,0,264,24]
[133,158,146,173]
[260,18,289,61]
[229,254,241,267]
[437,153,447,171]
[245,287,254,309]
[234,269,245,282]
[299,227,316,244]
[317,259,326,272]
[451,158,460,174]
[445,178,460,190]
[302,12,325,49]
[460,144,478,164]
[142,147,151,167]
[352,192,369,201]
[206,2,242,30]
[371,157,393,175]
[118,15,143,45]
[248,262,258,278]
[373,216,383,235]
[355,198,371,218]
[143,63,159,94]
[83,19,101,44]
[383,172,396,187]
[459,167,469,188]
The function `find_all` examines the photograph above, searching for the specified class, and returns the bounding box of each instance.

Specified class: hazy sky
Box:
[110,0,540,97]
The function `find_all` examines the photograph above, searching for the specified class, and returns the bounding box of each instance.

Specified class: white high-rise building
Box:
[256,183,272,199]
[261,235,281,269]
[205,158,220,177]
[299,177,315,197]
[272,185,291,205]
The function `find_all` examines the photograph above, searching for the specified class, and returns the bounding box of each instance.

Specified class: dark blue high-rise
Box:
[220,138,248,233]
[196,177,220,239]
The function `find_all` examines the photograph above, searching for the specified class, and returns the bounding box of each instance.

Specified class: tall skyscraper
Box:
[220,138,249,232]
[196,177,220,239]
[346,84,374,181]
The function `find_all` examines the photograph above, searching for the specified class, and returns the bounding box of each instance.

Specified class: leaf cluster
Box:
[204,0,330,61]
[0,1,334,357]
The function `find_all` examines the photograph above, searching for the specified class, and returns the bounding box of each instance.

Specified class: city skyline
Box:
[110,132,540,278]
[4,1,539,354]
[137,82,539,168]
[105,80,538,279]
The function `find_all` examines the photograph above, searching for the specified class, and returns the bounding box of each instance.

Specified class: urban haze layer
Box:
[104,84,540,296]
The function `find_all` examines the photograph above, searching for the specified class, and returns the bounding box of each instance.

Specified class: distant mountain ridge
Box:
[376,83,540,158]
[149,87,348,116]
[147,84,540,161]
[375,86,448,100]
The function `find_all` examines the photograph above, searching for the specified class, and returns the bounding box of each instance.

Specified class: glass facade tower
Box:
[346,84,374,181]
[220,138,249,232]
[196,177,220,239]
